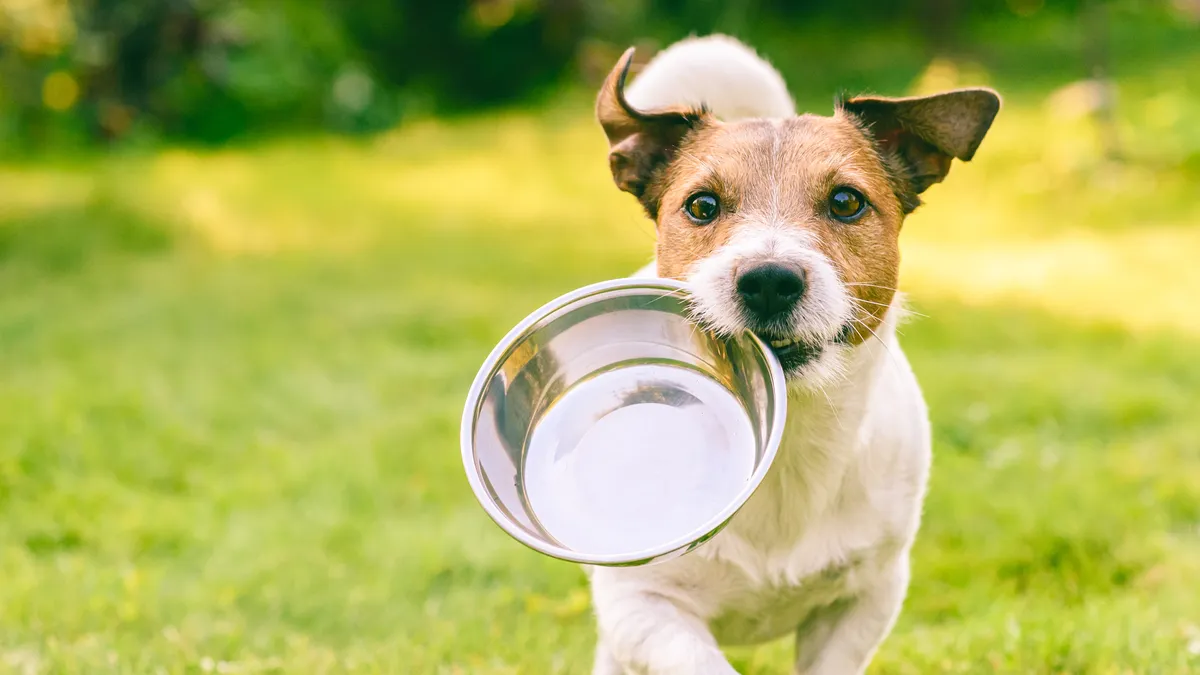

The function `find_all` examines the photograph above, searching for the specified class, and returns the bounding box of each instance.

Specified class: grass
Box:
[3,9,1200,674]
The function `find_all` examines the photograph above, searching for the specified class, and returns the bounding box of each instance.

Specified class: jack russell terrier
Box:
[587,35,999,674]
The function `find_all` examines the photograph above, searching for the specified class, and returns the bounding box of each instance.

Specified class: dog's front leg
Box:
[590,578,736,675]
[792,558,909,675]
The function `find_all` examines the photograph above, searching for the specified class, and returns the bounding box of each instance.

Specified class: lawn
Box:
[2,11,1200,675]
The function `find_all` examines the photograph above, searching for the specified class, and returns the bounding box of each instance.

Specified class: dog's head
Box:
[598,48,999,386]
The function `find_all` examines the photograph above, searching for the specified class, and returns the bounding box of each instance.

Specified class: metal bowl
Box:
[460,278,787,566]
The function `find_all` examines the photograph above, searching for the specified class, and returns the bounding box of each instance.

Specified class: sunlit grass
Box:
[2,16,1199,674]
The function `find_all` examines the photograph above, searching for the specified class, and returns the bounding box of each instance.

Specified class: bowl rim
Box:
[460,277,788,566]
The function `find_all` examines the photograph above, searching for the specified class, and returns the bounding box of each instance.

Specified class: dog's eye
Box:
[684,193,720,225]
[828,187,867,222]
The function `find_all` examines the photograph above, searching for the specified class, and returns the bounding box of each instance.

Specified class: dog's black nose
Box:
[737,264,806,320]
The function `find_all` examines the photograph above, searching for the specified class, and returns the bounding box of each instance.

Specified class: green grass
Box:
[3,12,1200,674]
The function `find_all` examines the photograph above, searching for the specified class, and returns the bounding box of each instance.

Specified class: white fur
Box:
[624,35,796,120]
[590,37,932,675]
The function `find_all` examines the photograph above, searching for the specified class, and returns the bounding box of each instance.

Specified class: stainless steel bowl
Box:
[461,278,787,566]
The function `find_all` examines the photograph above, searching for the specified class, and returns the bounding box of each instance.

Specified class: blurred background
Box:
[1,0,1198,673]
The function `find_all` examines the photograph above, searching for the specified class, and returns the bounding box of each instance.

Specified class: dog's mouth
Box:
[764,336,823,372]
[756,324,854,374]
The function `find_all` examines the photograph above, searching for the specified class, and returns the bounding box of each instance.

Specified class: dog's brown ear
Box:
[597,48,710,216]
[842,88,1000,201]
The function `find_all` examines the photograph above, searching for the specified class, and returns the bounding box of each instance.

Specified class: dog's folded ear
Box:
[841,88,1000,201]
[597,48,711,217]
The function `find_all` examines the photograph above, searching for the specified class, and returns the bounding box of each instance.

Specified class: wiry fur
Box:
[590,35,997,674]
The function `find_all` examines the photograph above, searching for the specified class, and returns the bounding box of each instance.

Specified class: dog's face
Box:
[598,49,999,386]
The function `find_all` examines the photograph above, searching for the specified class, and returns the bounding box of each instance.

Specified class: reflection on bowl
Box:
[461,278,787,566]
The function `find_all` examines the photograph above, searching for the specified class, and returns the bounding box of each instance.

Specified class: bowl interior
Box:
[463,280,785,565]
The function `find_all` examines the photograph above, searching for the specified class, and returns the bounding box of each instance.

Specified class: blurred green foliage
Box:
[4,0,1193,150]
[1,0,588,147]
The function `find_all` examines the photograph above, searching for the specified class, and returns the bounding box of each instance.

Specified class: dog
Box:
[587,36,999,674]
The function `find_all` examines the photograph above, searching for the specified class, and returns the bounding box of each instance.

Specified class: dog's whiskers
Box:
[845,282,900,293]
[816,385,844,430]
[852,297,928,319]
[852,297,894,309]
[848,314,902,370]
[683,305,731,340]
[643,288,726,343]
[647,287,689,303]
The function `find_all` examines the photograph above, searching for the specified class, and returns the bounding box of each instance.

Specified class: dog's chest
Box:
[696,458,898,645]
[697,504,891,645]
[707,556,862,645]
